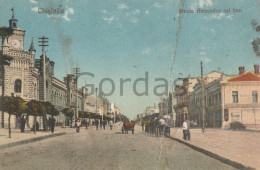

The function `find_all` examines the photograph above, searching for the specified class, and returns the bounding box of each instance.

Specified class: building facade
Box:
[0,10,87,127]
[189,72,229,128]
[188,66,260,129]
[222,66,260,129]
[173,77,198,127]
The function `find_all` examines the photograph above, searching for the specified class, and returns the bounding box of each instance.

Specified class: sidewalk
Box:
[169,128,260,170]
[0,127,69,149]
[135,125,259,169]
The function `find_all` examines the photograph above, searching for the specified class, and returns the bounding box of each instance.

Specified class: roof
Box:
[28,38,36,51]
[228,71,260,82]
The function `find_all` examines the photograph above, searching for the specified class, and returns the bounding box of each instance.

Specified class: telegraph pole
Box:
[201,61,205,133]
[38,36,48,101]
[74,67,80,122]
[39,36,48,131]
[95,87,98,117]
[113,104,115,123]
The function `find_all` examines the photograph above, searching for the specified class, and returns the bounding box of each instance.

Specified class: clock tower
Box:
[7,8,25,51]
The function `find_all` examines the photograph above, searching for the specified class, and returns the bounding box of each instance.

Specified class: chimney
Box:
[254,64,259,74]
[239,66,245,75]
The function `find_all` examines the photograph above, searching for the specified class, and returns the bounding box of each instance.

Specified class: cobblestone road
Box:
[0,123,237,170]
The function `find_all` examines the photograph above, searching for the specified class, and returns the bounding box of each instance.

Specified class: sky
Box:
[0,0,260,119]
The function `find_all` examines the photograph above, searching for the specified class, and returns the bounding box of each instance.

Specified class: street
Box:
[0,123,237,170]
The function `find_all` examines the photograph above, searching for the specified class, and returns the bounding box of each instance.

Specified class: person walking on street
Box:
[186,119,191,140]
[109,120,113,130]
[21,115,26,133]
[103,120,106,130]
[141,121,144,131]
[50,117,56,133]
[95,119,99,130]
[76,119,81,133]
[85,121,88,129]
[182,119,188,140]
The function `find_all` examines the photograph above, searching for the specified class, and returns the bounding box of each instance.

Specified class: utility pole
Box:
[74,67,80,123]
[38,36,48,101]
[38,36,48,131]
[95,87,98,117]
[113,104,115,123]
[201,61,205,133]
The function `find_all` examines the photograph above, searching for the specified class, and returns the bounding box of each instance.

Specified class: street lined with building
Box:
[0,123,238,170]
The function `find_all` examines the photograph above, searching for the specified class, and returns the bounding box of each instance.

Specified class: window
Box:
[232,91,238,103]
[14,79,22,93]
[218,93,221,104]
[252,91,258,103]
[34,83,36,98]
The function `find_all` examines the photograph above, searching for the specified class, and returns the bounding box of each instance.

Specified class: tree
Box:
[0,96,26,138]
[0,27,13,39]
[62,108,74,128]
[42,102,59,131]
[48,105,59,118]
[78,111,84,118]
[26,100,45,134]
[0,53,13,128]
[0,26,13,128]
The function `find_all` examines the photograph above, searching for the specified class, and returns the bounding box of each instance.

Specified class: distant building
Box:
[189,72,229,128]
[173,77,198,127]
[143,106,158,116]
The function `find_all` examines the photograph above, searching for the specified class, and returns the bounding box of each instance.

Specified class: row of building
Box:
[0,10,121,128]
[154,65,260,129]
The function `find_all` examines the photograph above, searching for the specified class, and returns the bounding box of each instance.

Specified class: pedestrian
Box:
[76,119,81,133]
[141,121,144,131]
[100,120,102,129]
[21,115,26,133]
[186,119,191,140]
[103,120,106,130]
[85,121,88,129]
[50,117,56,133]
[48,117,51,131]
[95,119,99,130]
[109,120,113,130]
[182,119,188,140]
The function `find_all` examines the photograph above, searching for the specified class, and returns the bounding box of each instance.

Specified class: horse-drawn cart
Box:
[122,122,135,134]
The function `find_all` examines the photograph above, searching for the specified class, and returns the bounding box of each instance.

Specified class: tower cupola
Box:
[9,8,18,29]
[28,38,36,55]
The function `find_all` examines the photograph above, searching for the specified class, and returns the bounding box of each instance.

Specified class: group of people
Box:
[141,118,170,137]
[20,115,56,133]
[95,119,113,130]
[142,118,191,140]
[76,119,113,132]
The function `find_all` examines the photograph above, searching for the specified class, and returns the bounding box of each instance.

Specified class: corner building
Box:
[0,10,86,128]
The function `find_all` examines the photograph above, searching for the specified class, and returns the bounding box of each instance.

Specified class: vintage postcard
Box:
[0,0,259,169]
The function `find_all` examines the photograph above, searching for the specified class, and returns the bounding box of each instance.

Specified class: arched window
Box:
[14,79,22,93]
